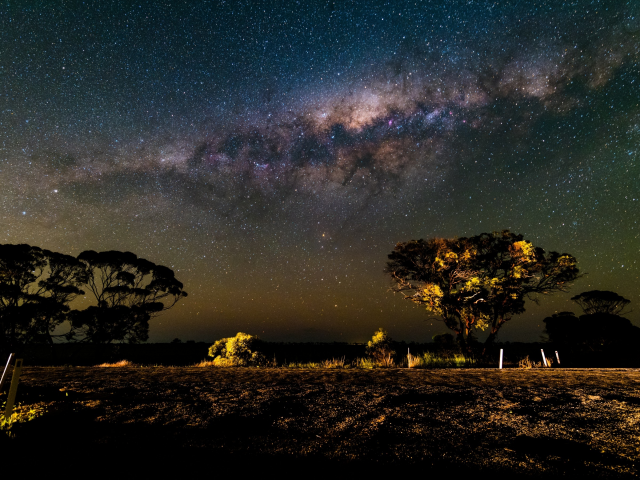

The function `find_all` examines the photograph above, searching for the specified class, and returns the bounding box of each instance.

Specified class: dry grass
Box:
[405,352,474,368]
[96,360,135,367]
[285,358,348,369]
[321,357,347,368]
[196,356,349,369]
[407,353,421,368]
[519,356,543,368]
[194,360,216,367]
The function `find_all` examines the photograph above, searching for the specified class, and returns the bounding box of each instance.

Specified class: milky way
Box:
[1,1,639,342]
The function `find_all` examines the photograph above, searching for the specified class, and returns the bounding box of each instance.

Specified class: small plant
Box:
[366,328,396,367]
[321,357,347,368]
[1,402,47,437]
[519,356,543,369]
[97,360,135,367]
[207,332,266,366]
[407,353,421,368]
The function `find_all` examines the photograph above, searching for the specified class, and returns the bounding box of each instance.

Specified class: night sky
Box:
[2,0,639,343]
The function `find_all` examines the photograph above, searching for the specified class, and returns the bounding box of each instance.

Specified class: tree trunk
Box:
[482,316,506,356]
[482,328,499,357]
[455,330,468,354]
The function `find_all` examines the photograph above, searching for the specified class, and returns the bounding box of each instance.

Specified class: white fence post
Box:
[541,349,548,367]
[499,349,503,369]
[0,353,15,392]
[555,351,561,365]
[4,358,23,419]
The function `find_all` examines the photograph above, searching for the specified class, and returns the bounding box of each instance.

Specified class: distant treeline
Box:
[16,340,640,368]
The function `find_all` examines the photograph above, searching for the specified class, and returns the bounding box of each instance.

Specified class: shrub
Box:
[519,356,542,369]
[207,332,265,366]
[366,328,396,366]
[1,403,47,437]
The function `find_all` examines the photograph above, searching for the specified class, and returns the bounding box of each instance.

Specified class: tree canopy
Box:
[386,230,580,352]
[70,250,188,343]
[544,311,640,350]
[544,290,637,350]
[0,244,187,352]
[571,290,631,316]
[0,244,87,354]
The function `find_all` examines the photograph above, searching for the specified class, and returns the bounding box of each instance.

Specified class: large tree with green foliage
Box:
[386,230,580,353]
[70,250,187,343]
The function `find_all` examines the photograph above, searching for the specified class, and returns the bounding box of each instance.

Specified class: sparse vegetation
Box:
[0,402,47,437]
[97,359,136,367]
[518,356,552,369]
[406,352,474,368]
[286,357,348,369]
[354,357,378,369]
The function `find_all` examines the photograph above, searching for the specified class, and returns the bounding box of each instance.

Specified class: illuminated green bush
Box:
[366,328,396,366]
[207,332,266,366]
[1,402,46,437]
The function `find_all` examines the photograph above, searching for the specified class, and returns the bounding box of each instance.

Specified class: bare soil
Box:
[5,367,640,477]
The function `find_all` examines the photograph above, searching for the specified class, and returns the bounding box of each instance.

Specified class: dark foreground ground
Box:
[3,368,640,477]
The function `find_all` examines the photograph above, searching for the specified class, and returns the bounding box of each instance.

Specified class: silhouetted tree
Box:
[432,333,456,345]
[571,290,631,316]
[0,244,87,355]
[544,311,640,351]
[386,230,580,354]
[542,311,579,345]
[544,292,639,351]
[70,250,187,343]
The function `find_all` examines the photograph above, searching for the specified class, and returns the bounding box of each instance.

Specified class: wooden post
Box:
[541,349,548,367]
[555,351,560,365]
[0,353,15,392]
[4,358,23,420]
[499,349,503,369]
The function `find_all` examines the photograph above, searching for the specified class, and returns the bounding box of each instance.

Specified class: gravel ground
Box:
[4,367,640,477]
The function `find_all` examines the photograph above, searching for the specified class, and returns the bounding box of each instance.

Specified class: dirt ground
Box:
[4,367,640,477]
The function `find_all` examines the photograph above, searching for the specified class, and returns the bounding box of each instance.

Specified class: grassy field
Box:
[3,367,639,477]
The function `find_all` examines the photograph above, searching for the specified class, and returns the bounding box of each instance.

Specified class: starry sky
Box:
[1,0,639,343]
